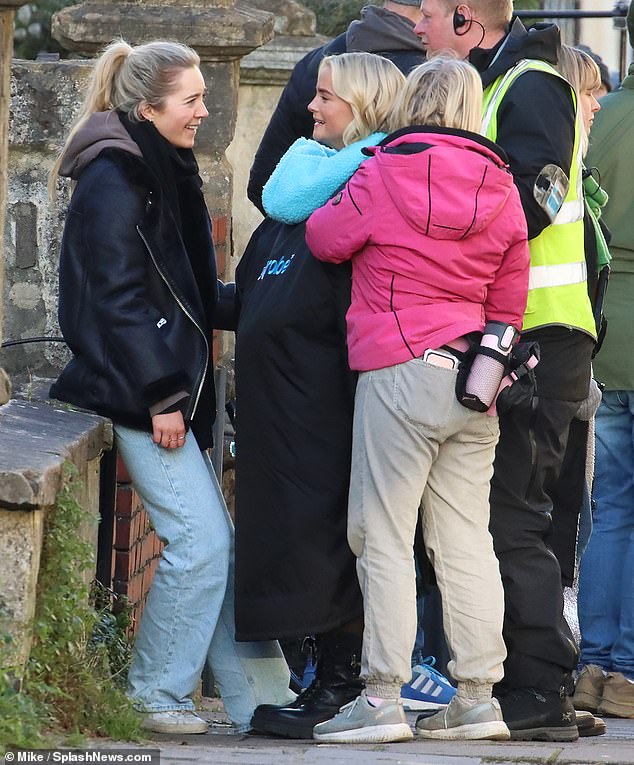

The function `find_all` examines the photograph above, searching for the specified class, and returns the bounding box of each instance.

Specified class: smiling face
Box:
[307,66,354,150]
[140,65,208,149]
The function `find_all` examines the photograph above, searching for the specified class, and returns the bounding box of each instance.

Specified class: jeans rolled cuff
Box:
[131,700,196,713]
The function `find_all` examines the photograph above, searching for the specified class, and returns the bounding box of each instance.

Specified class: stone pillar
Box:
[0,1,29,405]
[3,1,275,383]
[227,0,326,266]
[544,0,575,44]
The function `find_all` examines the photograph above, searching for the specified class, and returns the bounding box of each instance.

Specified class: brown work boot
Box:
[598,672,634,718]
[573,664,605,713]
[575,709,606,736]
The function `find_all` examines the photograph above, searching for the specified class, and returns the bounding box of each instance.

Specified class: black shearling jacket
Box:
[50,116,234,447]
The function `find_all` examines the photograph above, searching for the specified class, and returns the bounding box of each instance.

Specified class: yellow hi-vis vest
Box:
[482,59,596,338]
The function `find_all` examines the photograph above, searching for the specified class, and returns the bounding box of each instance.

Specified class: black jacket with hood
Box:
[247,4,426,213]
[470,18,593,399]
[50,111,235,448]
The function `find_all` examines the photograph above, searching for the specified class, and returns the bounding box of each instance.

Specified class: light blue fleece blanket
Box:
[262,132,386,225]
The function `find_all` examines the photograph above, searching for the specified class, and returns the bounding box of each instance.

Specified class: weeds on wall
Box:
[0,463,142,754]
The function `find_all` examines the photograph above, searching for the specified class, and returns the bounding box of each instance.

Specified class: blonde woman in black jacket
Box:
[49,39,292,735]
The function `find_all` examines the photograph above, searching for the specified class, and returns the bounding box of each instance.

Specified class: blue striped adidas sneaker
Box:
[400,657,456,711]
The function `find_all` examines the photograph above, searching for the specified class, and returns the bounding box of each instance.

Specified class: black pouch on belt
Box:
[495,341,541,415]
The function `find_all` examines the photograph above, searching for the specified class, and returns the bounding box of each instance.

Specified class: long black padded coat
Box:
[233,218,363,641]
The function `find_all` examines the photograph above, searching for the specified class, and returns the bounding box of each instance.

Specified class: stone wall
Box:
[3,1,327,382]
[3,56,234,381]
[0,392,110,676]
[1,0,31,404]
[5,58,90,381]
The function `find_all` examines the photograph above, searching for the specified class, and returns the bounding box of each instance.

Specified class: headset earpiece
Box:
[453,6,467,32]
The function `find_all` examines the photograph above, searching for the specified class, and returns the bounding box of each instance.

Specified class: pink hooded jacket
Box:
[306,127,530,372]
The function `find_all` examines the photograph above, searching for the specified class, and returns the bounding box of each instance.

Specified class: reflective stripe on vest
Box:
[482,59,596,338]
[529,261,587,291]
[555,198,585,226]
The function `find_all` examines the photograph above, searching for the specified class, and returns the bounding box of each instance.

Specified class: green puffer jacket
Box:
[586,65,634,390]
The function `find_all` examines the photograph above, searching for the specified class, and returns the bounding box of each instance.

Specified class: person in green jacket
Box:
[574,3,634,720]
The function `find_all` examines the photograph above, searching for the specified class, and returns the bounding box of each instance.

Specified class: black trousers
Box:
[489,395,581,692]
[549,417,589,587]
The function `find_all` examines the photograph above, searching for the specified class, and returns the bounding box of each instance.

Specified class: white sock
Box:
[367,695,391,707]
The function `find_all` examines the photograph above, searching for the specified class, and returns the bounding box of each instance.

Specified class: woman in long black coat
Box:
[233,53,405,739]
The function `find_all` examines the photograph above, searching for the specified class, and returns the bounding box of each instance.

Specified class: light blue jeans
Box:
[115,424,293,730]
[578,392,634,680]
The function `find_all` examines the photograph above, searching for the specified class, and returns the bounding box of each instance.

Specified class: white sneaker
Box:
[416,695,510,740]
[313,691,413,744]
[142,710,208,734]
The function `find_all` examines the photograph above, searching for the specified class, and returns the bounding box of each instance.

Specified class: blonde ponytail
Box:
[49,38,199,198]
[48,40,132,198]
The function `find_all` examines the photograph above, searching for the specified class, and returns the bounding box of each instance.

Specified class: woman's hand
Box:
[152,411,187,449]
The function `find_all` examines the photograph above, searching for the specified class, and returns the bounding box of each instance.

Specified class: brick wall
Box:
[212,214,228,363]
[111,455,162,635]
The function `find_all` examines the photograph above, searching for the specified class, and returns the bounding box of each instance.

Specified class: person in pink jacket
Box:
[306,55,530,743]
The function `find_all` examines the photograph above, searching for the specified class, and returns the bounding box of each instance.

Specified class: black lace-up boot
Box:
[250,631,364,739]
[496,685,579,742]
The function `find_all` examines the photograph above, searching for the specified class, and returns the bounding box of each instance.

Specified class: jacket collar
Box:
[621,62,634,88]
[375,125,509,166]
[59,111,142,180]
[470,17,560,89]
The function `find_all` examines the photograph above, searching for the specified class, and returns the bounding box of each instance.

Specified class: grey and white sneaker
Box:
[313,691,413,743]
[416,695,510,740]
[142,710,208,734]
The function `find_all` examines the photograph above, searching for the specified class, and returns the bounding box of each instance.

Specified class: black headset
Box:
[453,6,467,32]
[453,6,487,44]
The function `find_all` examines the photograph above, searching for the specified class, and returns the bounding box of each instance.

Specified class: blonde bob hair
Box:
[49,39,200,196]
[556,44,601,153]
[318,52,405,146]
[391,54,483,133]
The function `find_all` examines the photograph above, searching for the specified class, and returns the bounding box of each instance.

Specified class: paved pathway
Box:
[128,708,634,765]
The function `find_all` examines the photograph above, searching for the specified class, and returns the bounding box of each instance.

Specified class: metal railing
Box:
[514,3,631,81]
[515,7,627,19]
